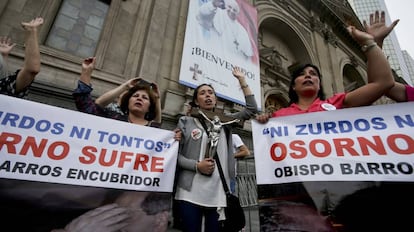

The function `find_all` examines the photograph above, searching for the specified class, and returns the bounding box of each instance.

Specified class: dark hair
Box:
[189,83,216,108]
[288,63,326,104]
[120,84,157,121]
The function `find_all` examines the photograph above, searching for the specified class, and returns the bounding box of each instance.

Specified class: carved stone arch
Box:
[263,90,289,114]
[257,5,315,111]
[339,57,365,92]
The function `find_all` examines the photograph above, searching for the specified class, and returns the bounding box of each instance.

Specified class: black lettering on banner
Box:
[66,168,160,186]
[0,160,62,177]
[340,162,414,175]
[274,163,334,178]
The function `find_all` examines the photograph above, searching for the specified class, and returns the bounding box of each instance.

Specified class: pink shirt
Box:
[272,93,347,117]
[406,85,414,102]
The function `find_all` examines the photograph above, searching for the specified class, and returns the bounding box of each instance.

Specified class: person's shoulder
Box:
[178,115,196,124]
[272,105,297,117]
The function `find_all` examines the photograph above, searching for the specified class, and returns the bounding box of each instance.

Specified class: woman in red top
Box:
[257,24,394,122]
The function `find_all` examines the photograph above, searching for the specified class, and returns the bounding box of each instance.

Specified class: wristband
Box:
[361,41,377,52]
[241,84,249,89]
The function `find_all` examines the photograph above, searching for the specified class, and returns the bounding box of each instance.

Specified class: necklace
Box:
[128,116,148,126]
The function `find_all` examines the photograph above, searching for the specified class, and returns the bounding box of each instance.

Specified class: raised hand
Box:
[80,57,96,84]
[0,36,16,56]
[347,25,375,46]
[82,57,96,72]
[364,10,399,48]
[232,66,244,80]
[21,17,44,32]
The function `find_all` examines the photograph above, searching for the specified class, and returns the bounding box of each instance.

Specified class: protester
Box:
[94,78,140,115]
[72,56,180,231]
[73,57,164,127]
[0,17,43,97]
[327,11,414,230]
[95,77,163,122]
[174,66,257,231]
[256,23,393,122]
[254,17,394,230]
[364,10,414,102]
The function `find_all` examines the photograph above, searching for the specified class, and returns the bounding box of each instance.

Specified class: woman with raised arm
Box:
[174,66,257,232]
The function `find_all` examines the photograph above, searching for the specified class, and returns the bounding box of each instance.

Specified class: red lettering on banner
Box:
[80,146,97,164]
[79,146,165,172]
[133,154,149,171]
[151,156,164,172]
[0,132,69,160]
[20,136,47,157]
[387,134,414,154]
[289,140,307,159]
[269,134,414,162]
[358,136,387,155]
[309,139,331,157]
[333,138,358,156]
[0,132,21,153]
[119,151,134,167]
[270,143,287,161]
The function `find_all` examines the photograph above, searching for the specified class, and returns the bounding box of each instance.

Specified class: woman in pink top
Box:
[257,23,394,122]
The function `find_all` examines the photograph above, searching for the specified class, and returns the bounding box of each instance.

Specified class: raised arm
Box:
[79,57,95,85]
[364,11,410,102]
[233,66,253,96]
[15,17,43,93]
[149,82,162,123]
[231,66,258,119]
[73,57,103,115]
[0,36,16,73]
[95,78,140,107]
[343,26,394,107]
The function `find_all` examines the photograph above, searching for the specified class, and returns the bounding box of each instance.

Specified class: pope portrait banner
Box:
[179,0,261,109]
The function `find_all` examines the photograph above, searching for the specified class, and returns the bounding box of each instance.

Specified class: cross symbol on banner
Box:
[190,63,202,80]
[233,39,239,49]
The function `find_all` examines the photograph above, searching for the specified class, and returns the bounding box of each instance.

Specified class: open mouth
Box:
[302,80,314,85]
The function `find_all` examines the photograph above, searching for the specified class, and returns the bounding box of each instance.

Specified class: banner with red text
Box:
[252,102,414,184]
[0,94,178,231]
[0,95,178,192]
[252,102,414,231]
[179,0,261,109]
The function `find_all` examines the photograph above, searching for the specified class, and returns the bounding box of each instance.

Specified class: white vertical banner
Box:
[179,0,261,109]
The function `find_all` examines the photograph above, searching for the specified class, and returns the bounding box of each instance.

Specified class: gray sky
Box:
[384,0,414,57]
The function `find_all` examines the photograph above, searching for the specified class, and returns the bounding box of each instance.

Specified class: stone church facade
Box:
[0,0,383,230]
[0,0,378,131]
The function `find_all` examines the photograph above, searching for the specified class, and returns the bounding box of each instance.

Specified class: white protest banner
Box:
[179,0,261,109]
[252,102,414,185]
[0,94,179,192]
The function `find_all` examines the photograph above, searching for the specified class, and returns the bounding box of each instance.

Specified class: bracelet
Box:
[195,162,199,173]
[241,84,249,89]
[361,41,377,52]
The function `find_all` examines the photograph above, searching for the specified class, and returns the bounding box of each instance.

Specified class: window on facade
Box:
[45,0,110,58]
